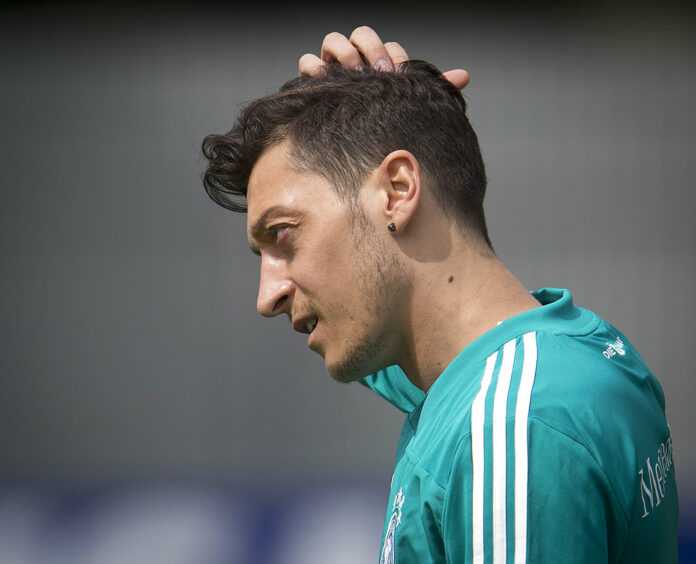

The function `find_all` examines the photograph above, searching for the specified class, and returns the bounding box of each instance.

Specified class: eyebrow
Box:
[248,205,301,255]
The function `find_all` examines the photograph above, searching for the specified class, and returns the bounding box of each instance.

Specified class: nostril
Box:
[273,295,289,315]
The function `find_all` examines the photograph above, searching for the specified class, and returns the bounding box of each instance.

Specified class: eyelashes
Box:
[271,224,290,241]
[269,223,299,253]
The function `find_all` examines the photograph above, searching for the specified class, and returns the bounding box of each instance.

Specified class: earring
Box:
[388,222,396,232]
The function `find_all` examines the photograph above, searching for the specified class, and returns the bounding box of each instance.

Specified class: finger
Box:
[443,69,471,89]
[384,41,409,66]
[349,25,392,71]
[299,53,324,77]
[321,31,363,69]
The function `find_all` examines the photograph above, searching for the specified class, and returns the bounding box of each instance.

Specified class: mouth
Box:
[306,321,319,351]
[292,314,318,337]
[291,310,321,352]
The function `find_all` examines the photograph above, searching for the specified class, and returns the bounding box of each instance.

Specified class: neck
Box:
[396,238,539,391]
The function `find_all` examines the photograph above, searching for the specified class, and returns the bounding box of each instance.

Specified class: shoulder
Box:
[413,320,668,489]
[530,320,668,453]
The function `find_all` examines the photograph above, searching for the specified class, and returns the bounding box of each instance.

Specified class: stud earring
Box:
[388,222,396,232]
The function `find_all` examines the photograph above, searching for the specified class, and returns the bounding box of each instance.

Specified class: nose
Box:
[256,255,295,317]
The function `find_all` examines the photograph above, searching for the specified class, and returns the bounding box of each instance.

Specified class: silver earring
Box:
[388,222,396,232]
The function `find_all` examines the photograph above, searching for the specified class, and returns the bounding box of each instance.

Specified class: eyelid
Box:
[265,224,287,245]
[271,224,289,236]
[268,219,300,241]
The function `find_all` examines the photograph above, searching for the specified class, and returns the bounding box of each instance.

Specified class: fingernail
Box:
[374,58,393,72]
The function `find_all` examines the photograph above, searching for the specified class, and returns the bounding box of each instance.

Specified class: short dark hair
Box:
[202,60,491,247]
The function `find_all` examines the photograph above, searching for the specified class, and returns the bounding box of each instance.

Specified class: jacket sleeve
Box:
[442,417,623,562]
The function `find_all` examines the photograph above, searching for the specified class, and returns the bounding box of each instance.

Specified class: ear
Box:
[369,150,422,232]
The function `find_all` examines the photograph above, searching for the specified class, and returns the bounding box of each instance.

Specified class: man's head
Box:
[202,61,492,381]
[202,60,490,246]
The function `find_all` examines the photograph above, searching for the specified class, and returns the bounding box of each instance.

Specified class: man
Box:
[202,27,678,563]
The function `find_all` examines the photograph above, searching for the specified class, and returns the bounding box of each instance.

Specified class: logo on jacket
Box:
[603,336,626,359]
[380,487,405,564]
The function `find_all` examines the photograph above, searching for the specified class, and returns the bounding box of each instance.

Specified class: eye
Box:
[266,219,302,253]
[270,224,290,242]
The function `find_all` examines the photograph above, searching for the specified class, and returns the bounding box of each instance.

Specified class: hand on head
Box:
[298,25,470,90]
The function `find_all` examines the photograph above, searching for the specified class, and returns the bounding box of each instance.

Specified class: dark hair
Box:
[202,60,491,247]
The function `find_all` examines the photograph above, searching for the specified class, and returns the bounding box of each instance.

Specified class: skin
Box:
[298,25,471,90]
[247,142,409,383]
[248,142,540,391]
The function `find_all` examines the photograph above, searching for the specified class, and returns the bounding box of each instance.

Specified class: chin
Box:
[325,349,383,384]
[326,361,365,384]
[324,327,395,383]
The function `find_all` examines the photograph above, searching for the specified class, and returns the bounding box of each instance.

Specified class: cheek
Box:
[305,233,359,286]
[300,247,365,324]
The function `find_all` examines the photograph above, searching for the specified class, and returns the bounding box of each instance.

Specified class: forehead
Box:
[246,143,342,230]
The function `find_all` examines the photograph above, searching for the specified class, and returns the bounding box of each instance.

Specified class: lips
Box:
[292,313,318,335]
[292,310,321,352]
[306,323,320,351]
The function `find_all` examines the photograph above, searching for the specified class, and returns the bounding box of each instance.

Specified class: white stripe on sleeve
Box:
[492,339,517,564]
[513,332,538,564]
[471,351,498,564]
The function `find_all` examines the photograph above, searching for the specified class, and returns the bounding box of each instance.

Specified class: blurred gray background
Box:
[1,1,694,560]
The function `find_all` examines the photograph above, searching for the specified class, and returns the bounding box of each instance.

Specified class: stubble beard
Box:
[327,209,408,383]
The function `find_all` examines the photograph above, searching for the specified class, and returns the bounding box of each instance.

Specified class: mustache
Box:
[289,305,319,323]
